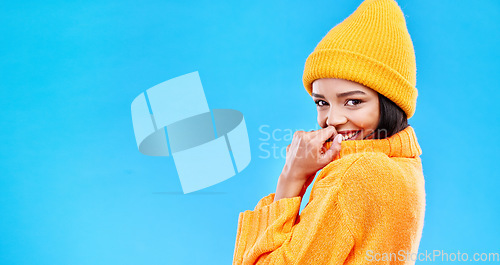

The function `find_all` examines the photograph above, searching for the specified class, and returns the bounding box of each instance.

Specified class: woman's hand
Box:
[283,126,343,181]
[274,126,343,201]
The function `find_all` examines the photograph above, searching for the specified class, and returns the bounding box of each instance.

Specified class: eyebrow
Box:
[312,90,367,99]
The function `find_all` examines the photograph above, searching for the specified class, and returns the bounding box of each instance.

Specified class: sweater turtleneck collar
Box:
[333,125,422,159]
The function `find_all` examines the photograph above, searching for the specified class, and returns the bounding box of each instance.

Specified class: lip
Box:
[337,130,360,135]
[325,130,362,142]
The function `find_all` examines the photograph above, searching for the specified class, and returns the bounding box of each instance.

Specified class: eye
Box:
[346,99,363,106]
[314,100,328,107]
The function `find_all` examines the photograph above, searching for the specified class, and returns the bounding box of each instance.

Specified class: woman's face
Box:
[312,78,380,140]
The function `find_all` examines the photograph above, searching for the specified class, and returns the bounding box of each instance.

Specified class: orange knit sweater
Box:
[233,126,425,264]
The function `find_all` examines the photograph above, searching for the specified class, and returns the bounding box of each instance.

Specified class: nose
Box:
[326,108,347,127]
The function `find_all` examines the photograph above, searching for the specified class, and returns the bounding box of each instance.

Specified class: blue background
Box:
[1,0,499,264]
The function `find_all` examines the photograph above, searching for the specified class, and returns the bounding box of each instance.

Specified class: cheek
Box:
[351,108,379,128]
[316,113,322,124]
[365,107,380,128]
[317,111,327,126]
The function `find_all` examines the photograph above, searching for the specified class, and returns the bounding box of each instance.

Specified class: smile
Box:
[341,130,361,141]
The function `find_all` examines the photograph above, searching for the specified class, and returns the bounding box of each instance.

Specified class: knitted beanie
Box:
[303,0,417,119]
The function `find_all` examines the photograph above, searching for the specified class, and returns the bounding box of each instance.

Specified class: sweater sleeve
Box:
[252,192,277,210]
[232,187,355,264]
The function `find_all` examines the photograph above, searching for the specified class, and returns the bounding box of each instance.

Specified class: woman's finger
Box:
[319,134,342,163]
[313,126,337,144]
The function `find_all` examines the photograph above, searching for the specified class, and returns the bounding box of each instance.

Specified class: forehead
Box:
[312,78,374,95]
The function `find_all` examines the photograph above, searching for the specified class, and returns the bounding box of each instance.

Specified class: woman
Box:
[233,0,425,264]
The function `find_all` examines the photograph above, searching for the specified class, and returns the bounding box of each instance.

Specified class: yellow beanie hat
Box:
[303,0,418,119]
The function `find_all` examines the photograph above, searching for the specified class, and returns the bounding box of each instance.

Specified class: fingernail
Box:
[336,134,343,144]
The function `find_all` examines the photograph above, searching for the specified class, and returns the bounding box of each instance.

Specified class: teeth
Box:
[342,131,359,140]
